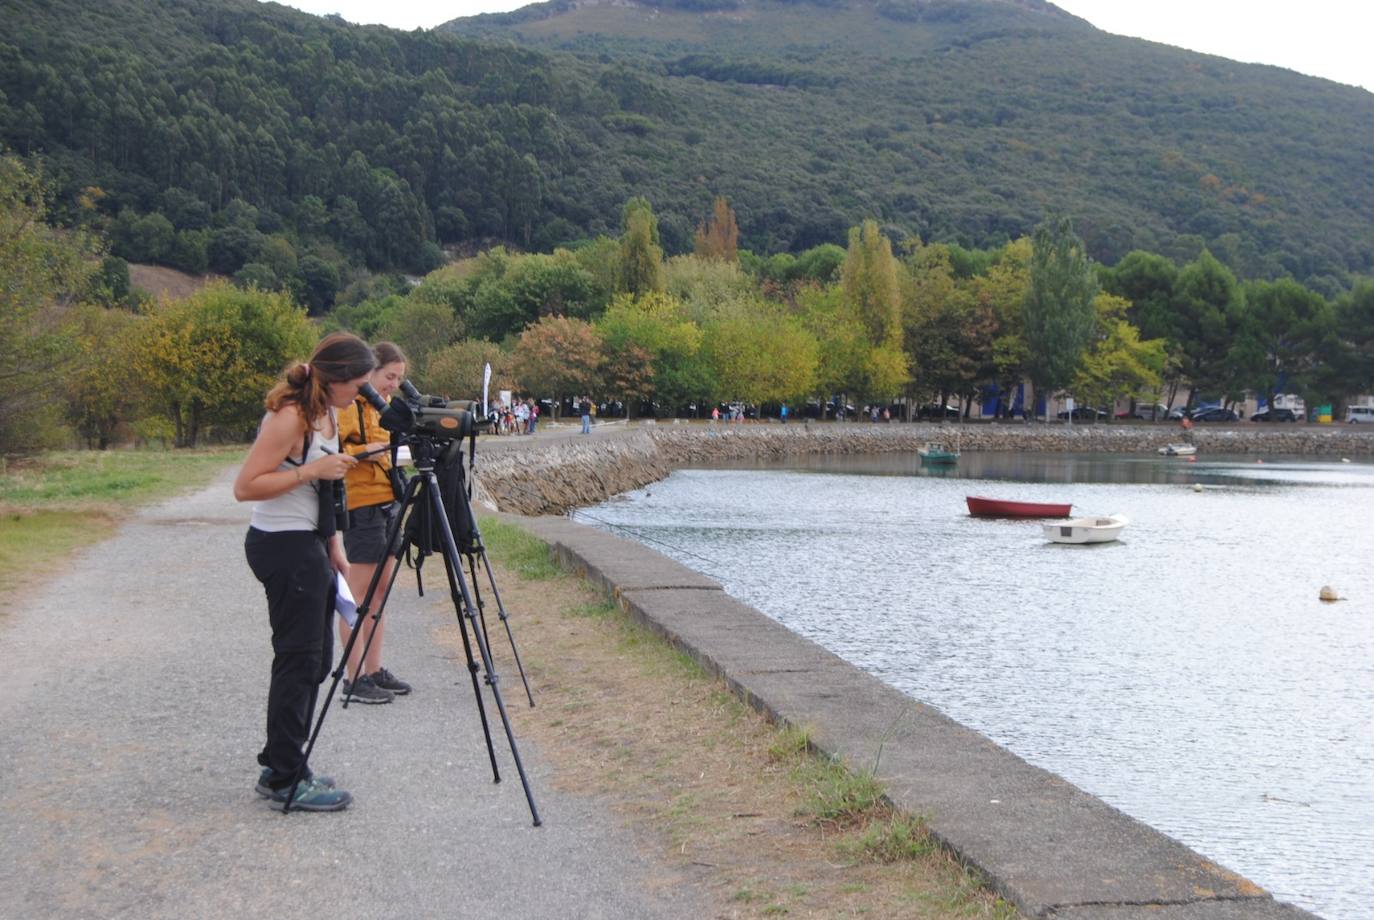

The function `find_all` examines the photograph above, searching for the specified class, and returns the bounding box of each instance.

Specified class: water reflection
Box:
[706,449,1373,488]
[578,453,1374,919]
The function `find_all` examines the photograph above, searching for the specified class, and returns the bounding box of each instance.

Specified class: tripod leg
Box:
[473,546,536,707]
[285,470,425,813]
[440,546,502,784]
[454,484,535,707]
[427,475,542,826]
[342,544,407,707]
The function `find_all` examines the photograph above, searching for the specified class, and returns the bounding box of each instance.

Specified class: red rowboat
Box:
[966,496,1072,518]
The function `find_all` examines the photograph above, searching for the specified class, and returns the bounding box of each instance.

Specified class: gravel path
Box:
[0,468,702,919]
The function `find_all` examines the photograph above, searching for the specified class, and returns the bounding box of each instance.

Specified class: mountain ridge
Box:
[1,0,1370,292]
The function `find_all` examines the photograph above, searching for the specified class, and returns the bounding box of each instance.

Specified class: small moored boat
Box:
[1043,514,1129,544]
[1158,444,1197,456]
[966,496,1072,518]
[918,444,959,464]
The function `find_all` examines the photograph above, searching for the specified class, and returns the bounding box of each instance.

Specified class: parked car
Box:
[1251,407,1299,422]
[1347,406,1374,423]
[1115,403,1168,420]
[1191,407,1239,422]
[1056,406,1107,420]
[1167,406,1189,420]
[917,403,960,419]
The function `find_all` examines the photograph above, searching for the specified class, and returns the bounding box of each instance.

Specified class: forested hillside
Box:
[3,0,1372,299]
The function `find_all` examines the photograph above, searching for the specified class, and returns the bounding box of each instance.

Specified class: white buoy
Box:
[1319,585,1341,602]
[1341,458,1351,463]
[1192,483,1203,492]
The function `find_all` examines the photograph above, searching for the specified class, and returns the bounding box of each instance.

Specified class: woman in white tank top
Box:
[233,332,375,812]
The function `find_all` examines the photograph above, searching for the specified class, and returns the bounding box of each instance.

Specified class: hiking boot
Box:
[261,776,352,812]
[342,674,393,704]
[255,769,335,798]
[370,667,412,696]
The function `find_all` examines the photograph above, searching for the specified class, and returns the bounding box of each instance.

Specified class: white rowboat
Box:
[1043,514,1129,544]
[1158,444,1196,456]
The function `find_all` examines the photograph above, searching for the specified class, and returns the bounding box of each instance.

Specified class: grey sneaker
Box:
[370,667,412,696]
[342,674,393,704]
[262,776,352,812]
[256,769,335,798]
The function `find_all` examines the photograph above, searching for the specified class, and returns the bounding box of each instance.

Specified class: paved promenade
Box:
[0,470,704,920]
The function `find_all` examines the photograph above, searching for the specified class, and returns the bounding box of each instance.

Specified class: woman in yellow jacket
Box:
[336,342,411,704]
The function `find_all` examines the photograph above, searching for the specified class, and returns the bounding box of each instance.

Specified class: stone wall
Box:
[472,422,1374,516]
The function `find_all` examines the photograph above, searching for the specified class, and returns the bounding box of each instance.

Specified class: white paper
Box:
[335,574,358,627]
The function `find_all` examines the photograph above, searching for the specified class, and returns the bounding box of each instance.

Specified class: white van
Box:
[1346,406,1374,423]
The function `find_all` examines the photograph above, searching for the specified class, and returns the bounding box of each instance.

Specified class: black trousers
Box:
[244,528,334,788]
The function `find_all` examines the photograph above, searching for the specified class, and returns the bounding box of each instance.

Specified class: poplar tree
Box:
[842,219,903,349]
[1023,216,1098,404]
[692,196,740,262]
[618,197,665,296]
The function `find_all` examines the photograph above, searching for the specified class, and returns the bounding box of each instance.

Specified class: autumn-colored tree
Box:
[510,316,604,402]
[841,219,904,351]
[664,254,755,325]
[703,307,819,406]
[693,196,740,262]
[1070,293,1166,419]
[596,291,708,415]
[137,283,315,446]
[796,283,872,403]
[618,197,665,297]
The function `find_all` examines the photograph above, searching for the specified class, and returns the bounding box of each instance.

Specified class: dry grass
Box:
[127,263,221,301]
[452,520,1019,920]
[0,447,239,596]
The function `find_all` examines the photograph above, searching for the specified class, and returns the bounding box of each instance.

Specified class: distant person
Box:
[514,400,529,434]
[780,404,789,424]
[580,396,592,434]
[710,405,720,426]
[335,341,411,705]
[234,332,375,812]
[527,398,538,434]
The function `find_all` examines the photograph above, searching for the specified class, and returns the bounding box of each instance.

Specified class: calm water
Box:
[574,452,1374,919]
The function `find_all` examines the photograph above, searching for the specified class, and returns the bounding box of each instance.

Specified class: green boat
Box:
[917,444,959,464]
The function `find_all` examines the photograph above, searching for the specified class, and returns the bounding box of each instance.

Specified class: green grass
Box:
[839,814,937,864]
[478,519,561,581]
[0,448,239,507]
[0,447,241,595]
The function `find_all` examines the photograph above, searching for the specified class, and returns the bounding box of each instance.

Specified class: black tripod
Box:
[287,434,541,825]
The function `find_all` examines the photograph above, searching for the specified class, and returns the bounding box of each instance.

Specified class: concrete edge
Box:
[484,510,1321,920]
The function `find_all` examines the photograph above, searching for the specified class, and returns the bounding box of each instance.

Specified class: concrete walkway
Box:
[0,470,704,919]
[509,512,1321,920]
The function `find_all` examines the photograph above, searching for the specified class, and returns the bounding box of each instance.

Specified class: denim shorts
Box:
[343,502,399,563]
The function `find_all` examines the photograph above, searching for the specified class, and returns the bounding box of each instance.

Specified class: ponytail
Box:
[265,333,375,430]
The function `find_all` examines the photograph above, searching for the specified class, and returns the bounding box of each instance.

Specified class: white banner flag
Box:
[482,362,492,416]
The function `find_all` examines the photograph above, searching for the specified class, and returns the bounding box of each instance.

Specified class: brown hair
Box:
[372,341,408,368]
[265,332,376,430]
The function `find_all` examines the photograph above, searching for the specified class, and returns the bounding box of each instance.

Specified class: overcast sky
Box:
[274,0,1373,93]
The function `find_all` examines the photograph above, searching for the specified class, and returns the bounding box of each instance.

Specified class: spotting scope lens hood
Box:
[358,382,389,413]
